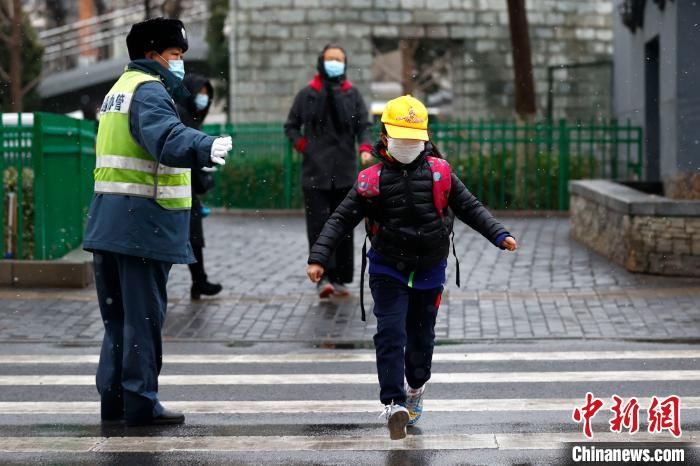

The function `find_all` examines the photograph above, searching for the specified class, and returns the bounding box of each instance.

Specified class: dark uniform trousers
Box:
[93,251,171,423]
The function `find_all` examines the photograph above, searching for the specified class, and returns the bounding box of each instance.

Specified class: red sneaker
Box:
[317,278,335,298]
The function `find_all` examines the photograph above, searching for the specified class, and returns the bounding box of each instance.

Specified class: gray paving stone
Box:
[0,215,699,342]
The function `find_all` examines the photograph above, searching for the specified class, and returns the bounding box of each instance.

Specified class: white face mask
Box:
[386,137,425,164]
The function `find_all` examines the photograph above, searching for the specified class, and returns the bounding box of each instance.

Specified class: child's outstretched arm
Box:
[448,174,517,250]
[307,186,368,282]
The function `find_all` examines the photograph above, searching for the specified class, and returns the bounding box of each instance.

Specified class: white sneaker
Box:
[404,382,426,426]
[379,403,409,440]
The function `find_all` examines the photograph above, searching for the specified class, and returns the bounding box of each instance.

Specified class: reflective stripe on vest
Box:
[94,181,192,199]
[94,70,192,210]
[96,154,190,176]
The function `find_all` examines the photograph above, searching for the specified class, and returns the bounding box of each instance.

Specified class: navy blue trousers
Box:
[369,274,443,405]
[93,251,171,423]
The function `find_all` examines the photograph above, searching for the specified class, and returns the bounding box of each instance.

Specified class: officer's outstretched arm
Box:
[130,82,216,169]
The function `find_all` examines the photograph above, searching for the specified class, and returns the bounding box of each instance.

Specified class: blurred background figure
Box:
[176,73,222,300]
[284,44,373,299]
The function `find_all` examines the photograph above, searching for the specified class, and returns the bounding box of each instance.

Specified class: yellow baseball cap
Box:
[380,95,429,141]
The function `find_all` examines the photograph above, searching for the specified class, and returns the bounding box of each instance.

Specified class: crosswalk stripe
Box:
[0,350,697,365]
[1,397,699,414]
[0,432,696,453]
[0,370,698,386]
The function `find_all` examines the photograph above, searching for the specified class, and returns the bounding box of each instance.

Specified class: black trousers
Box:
[369,274,443,405]
[188,244,207,285]
[303,187,354,284]
[94,251,172,423]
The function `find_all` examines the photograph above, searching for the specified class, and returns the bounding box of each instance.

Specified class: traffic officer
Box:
[83,17,232,426]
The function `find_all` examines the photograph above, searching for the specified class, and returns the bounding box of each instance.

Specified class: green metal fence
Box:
[202,119,643,211]
[0,113,95,260]
[0,115,642,260]
[202,123,301,209]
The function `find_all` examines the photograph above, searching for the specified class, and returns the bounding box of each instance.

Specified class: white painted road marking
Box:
[1,370,699,385]
[1,397,699,414]
[0,350,697,365]
[0,432,696,453]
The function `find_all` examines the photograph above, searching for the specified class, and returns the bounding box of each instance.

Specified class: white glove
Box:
[201,166,218,173]
[210,136,232,165]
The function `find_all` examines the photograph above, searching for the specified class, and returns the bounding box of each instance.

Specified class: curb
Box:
[209,208,569,218]
[0,260,94,288]
[0,336,698,346]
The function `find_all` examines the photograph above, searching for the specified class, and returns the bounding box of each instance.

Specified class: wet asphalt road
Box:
[0,339,698,465]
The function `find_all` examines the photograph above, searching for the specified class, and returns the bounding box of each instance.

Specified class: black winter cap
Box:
[126,17,189,60]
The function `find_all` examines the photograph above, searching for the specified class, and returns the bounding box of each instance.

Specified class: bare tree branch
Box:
[21,74,42,96]
[0,2,9,22]
[0,64,10,82]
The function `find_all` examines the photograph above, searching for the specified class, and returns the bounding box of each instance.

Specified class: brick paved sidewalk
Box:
[0,214,698,342]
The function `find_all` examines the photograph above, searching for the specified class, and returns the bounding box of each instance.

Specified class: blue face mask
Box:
[324,60,345,78]
[157,53,185,80]
[194,94,209,110]
[168,59,185,81]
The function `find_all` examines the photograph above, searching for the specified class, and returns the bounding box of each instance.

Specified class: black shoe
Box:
[101,415,124,425]
[191,281,223,300]
[101,402,124,424]
[126,408,185,426]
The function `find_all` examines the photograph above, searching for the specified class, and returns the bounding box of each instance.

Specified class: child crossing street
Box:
[306,95,518,440]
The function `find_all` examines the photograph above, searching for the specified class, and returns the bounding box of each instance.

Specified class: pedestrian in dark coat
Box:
[176,73,222,299]
[306,95,518,440]
[284,44,373,298]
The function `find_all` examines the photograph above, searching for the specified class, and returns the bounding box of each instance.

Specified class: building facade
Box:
[614,0,700,198]
[228,0,614,123]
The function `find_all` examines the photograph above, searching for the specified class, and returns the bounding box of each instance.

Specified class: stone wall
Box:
[570,180,700,277]
[667,173,700,201]
[230,0,614,123]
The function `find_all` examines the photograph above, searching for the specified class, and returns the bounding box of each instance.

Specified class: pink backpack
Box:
[357,156,452,216]
[355,156,459,320]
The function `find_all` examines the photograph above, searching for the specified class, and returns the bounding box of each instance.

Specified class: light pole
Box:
[227,0,236,124]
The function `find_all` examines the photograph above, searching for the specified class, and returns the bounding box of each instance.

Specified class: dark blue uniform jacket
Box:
[84,60,215,264]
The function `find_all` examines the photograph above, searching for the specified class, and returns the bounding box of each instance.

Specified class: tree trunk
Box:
[507,0,536,120]
[162,0,184,18]
[399,38,419,96]
[9,0,23,112]
[507,0,537,207]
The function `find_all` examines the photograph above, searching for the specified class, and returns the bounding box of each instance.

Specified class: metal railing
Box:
[37,1,209,73]
[201,120,643,211]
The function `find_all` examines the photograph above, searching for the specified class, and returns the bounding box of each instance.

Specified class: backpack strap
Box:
[360,234,368,321]
[357,164,382,322]
[451,230,461,288]
[426,156,452,217]
[428,156,460,288]
[357,163,383,198]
